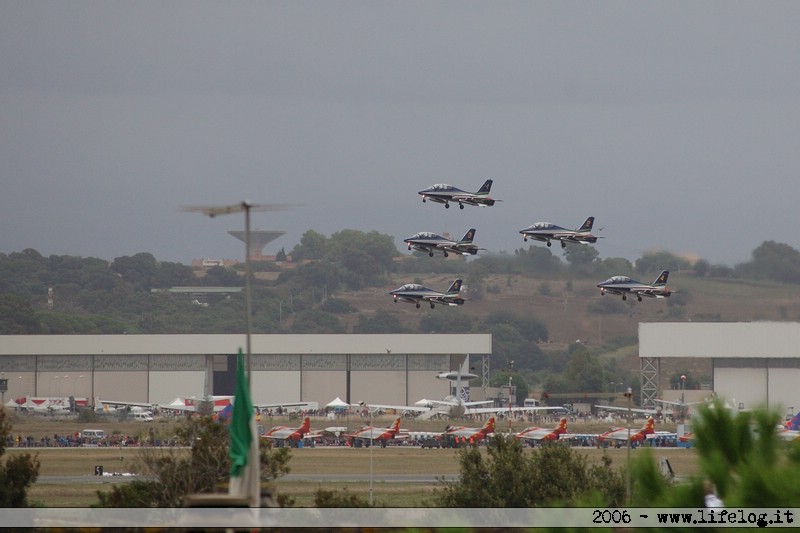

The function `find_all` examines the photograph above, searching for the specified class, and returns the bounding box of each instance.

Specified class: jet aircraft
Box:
[404,229,483,257]
[95,397,156,415]
[345,417,406,447]
[262,417,314,443]
[597,417,656,444]
[367,371,494,419]
[778,412,800,441]
[515,418,568,442]
[418,180,498,209]
[442,416,496,443]
[519,217,599,248]
[597,270,672,301]
[390,279,465,309]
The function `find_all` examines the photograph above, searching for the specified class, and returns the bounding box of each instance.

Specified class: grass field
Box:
[5,414,700,508]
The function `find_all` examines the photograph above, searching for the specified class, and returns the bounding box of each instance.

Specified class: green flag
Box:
[229,348,254,478]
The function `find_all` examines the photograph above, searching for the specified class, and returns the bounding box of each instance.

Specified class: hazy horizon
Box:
[3,3,799,267]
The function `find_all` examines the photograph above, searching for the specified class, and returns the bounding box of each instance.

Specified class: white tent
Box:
[325,397,349,409]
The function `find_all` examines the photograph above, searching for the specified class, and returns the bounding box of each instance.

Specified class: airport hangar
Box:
[640,322,800,415]
[0,334,492,409]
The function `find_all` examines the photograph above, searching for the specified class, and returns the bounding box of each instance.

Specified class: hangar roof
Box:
[0,334,492,356]
[640,322,800,359]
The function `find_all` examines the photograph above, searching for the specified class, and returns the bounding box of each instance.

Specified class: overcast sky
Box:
[2,2,799,268]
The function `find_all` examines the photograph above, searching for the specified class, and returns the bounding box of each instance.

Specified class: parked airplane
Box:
[404,229,483,257]
[418,180,498,209]
[597,270,672,301]
[442,416,496,443]
[9,396,84,415]
[367,371,494,419]
[515,418,568,442]
[519,217,599,248]
[345,417,406,447]
[390,279,465,309]
[595,404,661,417]
[778,412,800,441]
[95,397,155,415]
[160,395,234,415]
[597,417,656,444]
[262,417,314,443]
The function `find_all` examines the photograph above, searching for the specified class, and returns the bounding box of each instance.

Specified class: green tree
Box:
[434,436,624,507]
[632,399,800,508]
[95,416,292,507]
[290,230,327,261]
[635,251,690,276]
[0,294,41,333]
[0,409,41,507]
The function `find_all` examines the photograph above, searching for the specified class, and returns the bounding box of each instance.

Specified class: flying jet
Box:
[442,416,496,443]
[262,417,314,444]
[597,417,656,444]
[597,270,673,301]
[519,217,599,248]
[418,180,498,209]
[404,229,483,257]
[345,417,406,447]
[515,418,568,442]
[390,279,465,309]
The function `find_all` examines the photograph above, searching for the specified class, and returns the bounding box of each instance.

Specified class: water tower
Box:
[227,230,286,260]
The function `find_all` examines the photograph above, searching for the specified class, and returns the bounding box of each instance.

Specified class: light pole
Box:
[185,201,297,507]
[609,381,622,405]
[625,386,633,505]
[184,201,296,384]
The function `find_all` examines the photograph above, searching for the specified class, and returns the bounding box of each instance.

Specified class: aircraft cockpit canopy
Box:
[605,276,632,284]
[400,284,424,291]
[410,232,439,239]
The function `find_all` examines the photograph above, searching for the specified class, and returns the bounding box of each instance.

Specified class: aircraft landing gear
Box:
[430,302,435,309]
[445,202,450,208]
[546,241,552,247]
[622,294,627,301]
[459,203,464,209]
[637,295,643,302]
[415,302,421,309]
[429,251,434,257]
[443,252,448,258]
[561,241,567,248]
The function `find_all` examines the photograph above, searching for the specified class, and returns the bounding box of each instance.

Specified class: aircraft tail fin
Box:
[390,417,401,434]
[788,412,800,431]
[459,229,476,244]
[300,417,311,433]
[446,279,463,295]
[484,416,496,433]
[557,418,568,432]
[476,179,493,195]
[644,417,656,434]
[578,216,595,232]
[653,271,669,286]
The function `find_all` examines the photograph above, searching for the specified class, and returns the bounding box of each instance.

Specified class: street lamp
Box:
[184,201,297,383]
[609,381,622,405]
[185,201,297,507]
[624,386,633,505]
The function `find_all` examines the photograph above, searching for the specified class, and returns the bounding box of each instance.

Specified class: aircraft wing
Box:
[466,405,566,415]
[254,401,317,411]
[595,404,659,415]
[442,243,483,255]
[367,403,430,414]
[99,399,156,410]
